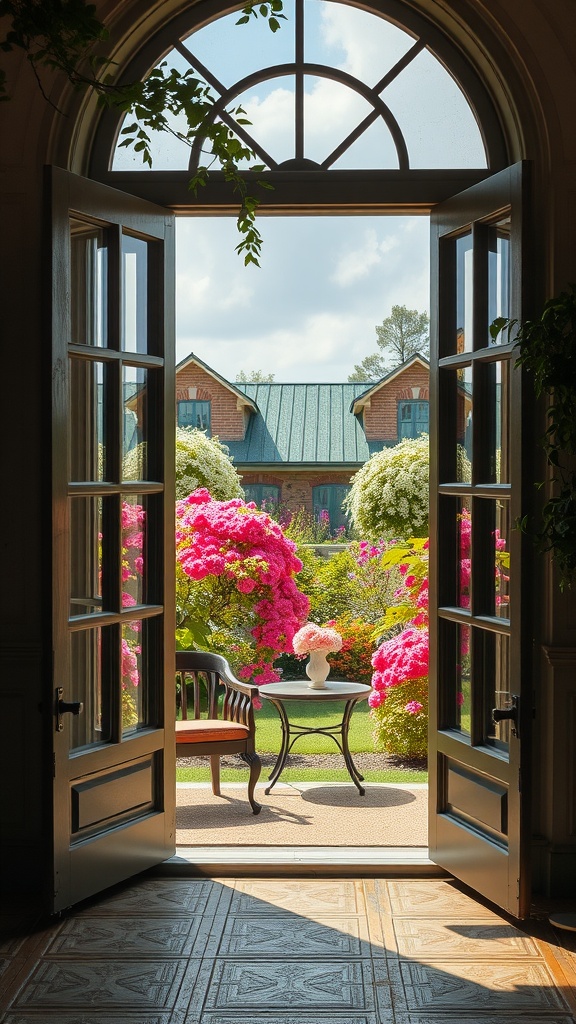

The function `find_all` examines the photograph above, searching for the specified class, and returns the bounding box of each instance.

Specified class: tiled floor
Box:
[1,876,576,1023]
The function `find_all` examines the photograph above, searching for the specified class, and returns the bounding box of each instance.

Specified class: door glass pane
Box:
[69,359,105,481]
[122,234,148,353]
[456,233,474,353]
[477,499,510,619]
[122,366,148,478]
[478,360,510,484]
[122,619,144,734]
[481,630,511,753]
[457,365,473,480]
[70,218,107,347]
[121,496,146,608]
[70,497,103,617]
[440,619,471,734]
[458,499,472,610]
[488,216,511,344]
[457,623,472,735]
[494,502,511,618]
[70,627,108,748]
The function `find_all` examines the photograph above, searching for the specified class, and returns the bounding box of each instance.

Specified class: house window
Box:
[178,400,211,433]
[312,485,350,534]
[243,484,280,509]
[398,400,429,439]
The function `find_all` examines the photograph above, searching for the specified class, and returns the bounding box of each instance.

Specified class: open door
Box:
[428,162,532,917]
[49,167,176,912]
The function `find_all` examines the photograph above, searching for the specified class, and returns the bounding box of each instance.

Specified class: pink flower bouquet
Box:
[293,622,343,655]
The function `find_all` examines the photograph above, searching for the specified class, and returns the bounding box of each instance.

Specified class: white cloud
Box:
[175,215,430,381]
[331,229,398,286]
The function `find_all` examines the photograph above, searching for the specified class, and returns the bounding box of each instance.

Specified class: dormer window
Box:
[398,400,429,439]
[178,399,211,433]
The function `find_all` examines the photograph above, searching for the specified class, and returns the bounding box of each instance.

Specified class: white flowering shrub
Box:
[175,428,243,500]
[122,428,243,501]
[345,434,429,539]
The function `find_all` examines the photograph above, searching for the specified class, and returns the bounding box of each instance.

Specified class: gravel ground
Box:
[176,751,427,773]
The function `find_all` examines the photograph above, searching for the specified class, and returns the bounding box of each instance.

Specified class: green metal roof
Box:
[226,382,382,466]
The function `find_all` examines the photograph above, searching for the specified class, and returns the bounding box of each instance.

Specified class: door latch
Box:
[492,693,519,738]
[55,687,84,732]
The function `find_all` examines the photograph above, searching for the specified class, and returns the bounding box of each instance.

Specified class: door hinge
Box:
[53,752,56,779]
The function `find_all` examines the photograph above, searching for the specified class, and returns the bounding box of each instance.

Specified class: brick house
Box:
[175,351,431,529]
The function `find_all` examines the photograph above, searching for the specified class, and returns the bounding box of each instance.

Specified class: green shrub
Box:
[372,677,428,758]
[323,616,376,684]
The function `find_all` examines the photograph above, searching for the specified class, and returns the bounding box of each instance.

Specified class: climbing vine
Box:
[0,0,285,264]
[492,284,576,589]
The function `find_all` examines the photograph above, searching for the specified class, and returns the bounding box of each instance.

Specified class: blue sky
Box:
[175,214,430,381]
[114,1,487,382]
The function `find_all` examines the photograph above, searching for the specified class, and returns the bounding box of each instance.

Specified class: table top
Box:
[258,679,372,702]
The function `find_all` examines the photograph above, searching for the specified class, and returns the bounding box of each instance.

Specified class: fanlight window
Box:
[111,0,488,175]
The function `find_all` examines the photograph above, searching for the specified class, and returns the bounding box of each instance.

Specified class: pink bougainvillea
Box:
[371,626,429,696]
[176,489,309,687]
[370,508,507,756]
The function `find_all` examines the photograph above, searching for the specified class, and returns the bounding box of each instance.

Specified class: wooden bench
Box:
[175,651,262,814]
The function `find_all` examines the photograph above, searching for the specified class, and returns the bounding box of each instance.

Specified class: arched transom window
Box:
[92,0,507,207]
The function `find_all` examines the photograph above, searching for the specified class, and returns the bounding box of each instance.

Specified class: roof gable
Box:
[176,352,258,412]
[350,354,430,413]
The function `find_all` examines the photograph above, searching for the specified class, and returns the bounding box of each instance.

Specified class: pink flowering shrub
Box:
[119,500,145,729]
[293,622,343,654]
[370,508,507,756]
[369,536,430,757]
[175,489,309,691]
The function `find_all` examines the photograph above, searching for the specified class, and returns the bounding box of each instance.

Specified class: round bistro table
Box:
[258,679,372,796]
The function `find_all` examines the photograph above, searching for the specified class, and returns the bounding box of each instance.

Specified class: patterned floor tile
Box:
[217,913,372,958]
[229,879,363,917]
[201,958,387,1014]
[44,915,213,958]
[197,1016,385,1024]
[2,1016,175,1024]
[391,917,541,960]
[75,878,223,918]
[382,879,504,919]
[10,958,198,1012]
[393,1015,576,1024]
[389,959,570,1013]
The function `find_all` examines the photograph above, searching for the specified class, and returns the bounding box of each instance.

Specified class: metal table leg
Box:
[342,698,365,795]
[265,698,291,794]
[264,695,366,795]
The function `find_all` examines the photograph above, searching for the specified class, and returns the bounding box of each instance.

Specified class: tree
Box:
[236,370,275,382]
[348,305,430,381]
[344,434,429,538]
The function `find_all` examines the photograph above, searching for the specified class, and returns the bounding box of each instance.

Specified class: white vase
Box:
[305,648,331,689]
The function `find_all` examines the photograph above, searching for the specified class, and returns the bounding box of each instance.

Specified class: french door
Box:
[49,167,176,912]
[428,163,531,917]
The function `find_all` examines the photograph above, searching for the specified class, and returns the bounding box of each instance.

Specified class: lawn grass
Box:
[253,698,376,754]
[176,766,428,784]
[176,700,429,784]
